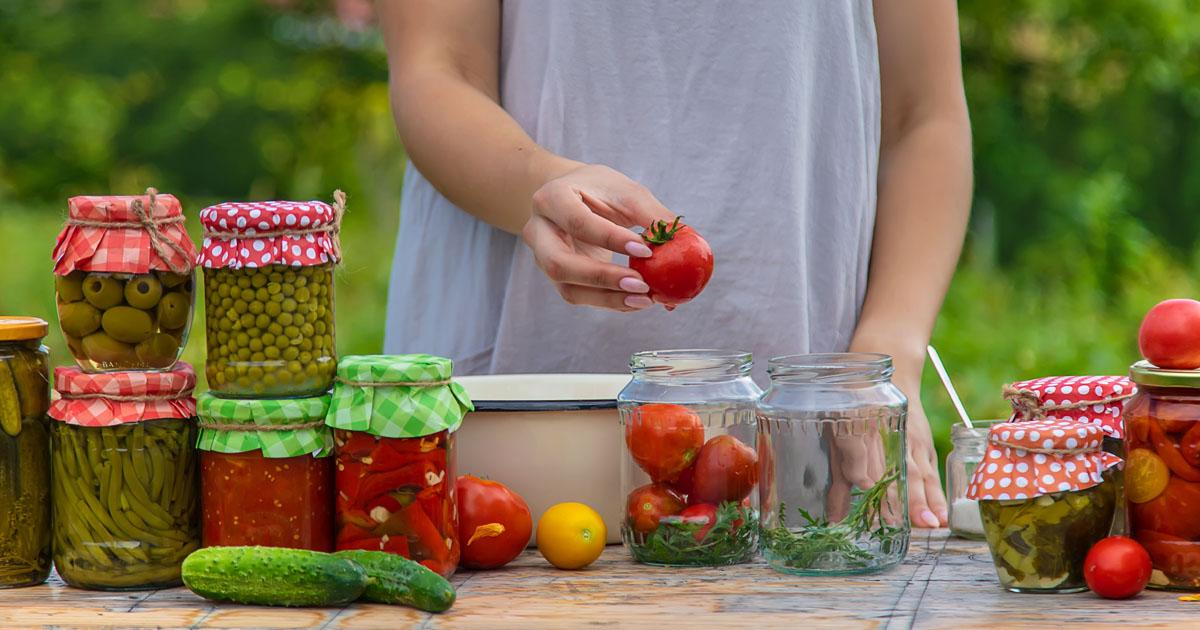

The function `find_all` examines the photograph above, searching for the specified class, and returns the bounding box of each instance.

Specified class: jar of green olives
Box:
[198,195,343,398]
[48,363,200,591]
[52,190,197,372]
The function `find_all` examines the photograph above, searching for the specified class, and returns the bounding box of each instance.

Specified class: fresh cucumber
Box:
[334,550,457,612]
[182,546,367,607]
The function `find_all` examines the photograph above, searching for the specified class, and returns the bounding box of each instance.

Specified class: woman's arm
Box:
[378,0,672,311]
[851,0,973,527]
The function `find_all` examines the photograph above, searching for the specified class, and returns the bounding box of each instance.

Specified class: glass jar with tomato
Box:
[618,350,762,567]
[1125,361,1200,590]
[326,355,474,578]
[196,393,335,551]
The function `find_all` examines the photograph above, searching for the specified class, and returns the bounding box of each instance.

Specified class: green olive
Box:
[56,271,86,302]
[124,274,163,309]
[65,334,85,359]
[135,333,180,368]
[157,293,190,330]
[81,332,136,365]
[59,302,102,338]
[156,270,190,288]
[82,274,125,310]
[100,306,155,344]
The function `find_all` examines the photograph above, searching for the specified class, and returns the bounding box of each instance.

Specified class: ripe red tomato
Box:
[626,403,705,482]
[457,475,534,570]
[628,218,714,310]
[626,483,685,534]
[668,464,695,497]
[1130,476,1200,540]
[1084,536,1152,599]
[690,435,758,504]
[679,503,718,542]
[1138,298,1200,369]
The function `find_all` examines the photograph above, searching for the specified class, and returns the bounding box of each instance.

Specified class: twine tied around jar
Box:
[66,187,192,275]
[201,189,347,261]
[59,388,194,403]
[1003,384,1135,421]
[335,376,451,388]
[195,419,327,432]
[986,436,1098,456]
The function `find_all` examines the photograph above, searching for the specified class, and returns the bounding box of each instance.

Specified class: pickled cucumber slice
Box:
[0,362,22,437]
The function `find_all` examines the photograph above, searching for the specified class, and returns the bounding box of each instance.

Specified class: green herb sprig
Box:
[629,500,757,566]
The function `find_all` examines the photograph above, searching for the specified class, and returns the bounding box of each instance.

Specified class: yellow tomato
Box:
[1127,447,1170,504]
[536,502,607,570]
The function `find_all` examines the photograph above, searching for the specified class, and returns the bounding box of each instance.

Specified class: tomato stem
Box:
[641,217,684,245]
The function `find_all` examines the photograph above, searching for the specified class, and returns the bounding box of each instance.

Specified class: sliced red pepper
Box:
[1183,423,1200,467]
[336,522,377,549]
[356,463,429,504]
[1149,419,1200,482]
[336,430,379,458]
[1137,530,1200,581]
[402,502,449,564]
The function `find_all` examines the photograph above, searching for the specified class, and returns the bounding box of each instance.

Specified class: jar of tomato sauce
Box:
[1125,361,1200,590]
[326,355,473,578]
[196,392,335,551]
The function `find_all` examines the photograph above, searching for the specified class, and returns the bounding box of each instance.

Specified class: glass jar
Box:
[756,353,909,575]
[945,420,1004,540]
[617,350,761,567]
[1125,361,1200,590]
[49,364,199,590]
[196,392,335,551]
[0,318,52,588]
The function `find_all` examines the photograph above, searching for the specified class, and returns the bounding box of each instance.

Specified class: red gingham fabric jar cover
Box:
[966,419,1122,501]
[49,362,197,427]
[53,191,198,276]
[1004,375,1136,440]
[196,198,342,269]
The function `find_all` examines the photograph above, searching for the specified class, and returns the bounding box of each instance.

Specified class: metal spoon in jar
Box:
[927,345,973,429]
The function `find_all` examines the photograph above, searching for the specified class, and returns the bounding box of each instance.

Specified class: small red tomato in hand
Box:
[1139,299,1200,369]
[626,403,705,482]
[629,217,714,310]
[678,503,718,542]
[626,483,686,534]
[457,475,534,570]
[1084,536,1152,599]
[690,435,758,504]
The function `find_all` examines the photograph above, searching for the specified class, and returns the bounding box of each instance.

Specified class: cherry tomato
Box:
[1130,476,1200,540]
[1138,298,1200,369]
[1084,536,1152,599]
[626,403,705,482]
[690,435,758,504]
[628,218,714,310]
[1126,448,1170,504]
[456,475,533,570]
[678,503,718,542]
[625,483,685,534]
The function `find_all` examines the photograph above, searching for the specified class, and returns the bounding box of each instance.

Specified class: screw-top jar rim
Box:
[767,353,893,384]
[629,349,752,382]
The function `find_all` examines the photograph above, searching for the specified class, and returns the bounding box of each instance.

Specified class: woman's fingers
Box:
[523,217,650,293]
[556,284,653,311]
[532,179,652,258]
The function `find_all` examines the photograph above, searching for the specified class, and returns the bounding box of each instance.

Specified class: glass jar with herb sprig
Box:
[618,350,762,567]
[756,353,909,576]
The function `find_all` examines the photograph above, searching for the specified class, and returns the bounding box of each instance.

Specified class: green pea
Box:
[282,284,295,297]
[236,347,252,362]
[261,333,276,347]
[255,313,271,329]
[247,366,264,381]
[284,325,300,339]
[248,301,264,315]
[239,314,255,329]
[236,275,251,289]
[264,346,281,360]
[288,361,304,374]
[283,346,299,361]
[250,273,267,288]
[295,287,311,303]
[278,312,294,326]
[267,283,282,296]
[282,299,297,313]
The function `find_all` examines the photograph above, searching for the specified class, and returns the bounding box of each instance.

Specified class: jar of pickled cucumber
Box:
[48,363,199,591]
[0,318,52,589]
[197,392,335,551]
[968,419,1121,594]
[326,355,473,578]
[52,189,197,372]
[197,195,344,398]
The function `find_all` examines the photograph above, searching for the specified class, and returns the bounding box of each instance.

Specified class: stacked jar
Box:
[195,193,343,552]
[48,189,201,590]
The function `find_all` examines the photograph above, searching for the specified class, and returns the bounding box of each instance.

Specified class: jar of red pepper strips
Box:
[325,355,473,578]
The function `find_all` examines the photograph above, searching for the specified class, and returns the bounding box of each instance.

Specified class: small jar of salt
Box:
[945,420,1002,539]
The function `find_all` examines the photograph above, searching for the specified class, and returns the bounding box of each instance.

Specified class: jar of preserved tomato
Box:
[48,363,199,591]
[52,189,197,372]
[197,193,344,398]
[617,350,762,567]
[0,318,52,588]
[969,419,1120,593]
[326,355,473,578]
[196,392,335,551]
[1124,361,1200,590]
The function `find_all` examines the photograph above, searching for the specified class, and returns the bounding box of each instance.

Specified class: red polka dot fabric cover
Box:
[49,362,197,427]
[966,419,1123,502]
[1005,375,1136,440]
[196,200,341,269]
[53,193,197,275]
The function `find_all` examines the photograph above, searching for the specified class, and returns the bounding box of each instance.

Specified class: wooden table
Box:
[0,530,1190,629]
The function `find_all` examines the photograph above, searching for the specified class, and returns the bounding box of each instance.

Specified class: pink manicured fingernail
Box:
[920,510,938,528]
[625,241,653,258]
[624,295,653,309]
[619,277,650,293]
[937,508,948,523]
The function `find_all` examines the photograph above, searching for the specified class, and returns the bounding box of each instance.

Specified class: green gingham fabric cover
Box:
[196,392,334,458]
[326,354,473,439]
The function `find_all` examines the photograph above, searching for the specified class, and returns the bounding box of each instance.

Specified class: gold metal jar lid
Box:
[0,317,49,342]
[1129,359,1200,389]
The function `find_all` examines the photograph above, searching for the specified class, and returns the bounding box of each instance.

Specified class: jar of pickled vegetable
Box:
[968,419,1121,593]
[326,355,473,578]
[756,353,909,575]
[617,350,762,567]
[0,318,51,588]
[1124,361,1200,590]
[48,363,199,591]
[197,392,335,551]
[197,193,344,398]
[52,189,197,372]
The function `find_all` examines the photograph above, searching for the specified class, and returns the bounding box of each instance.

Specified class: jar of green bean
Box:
[48,362,199,591]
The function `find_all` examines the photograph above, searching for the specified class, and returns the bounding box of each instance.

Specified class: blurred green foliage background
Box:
[2,0,1199,462]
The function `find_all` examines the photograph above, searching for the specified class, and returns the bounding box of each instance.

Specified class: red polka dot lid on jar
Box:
[1005,375,1136,440]
[196,194,344,269]
[966,419,1123,502]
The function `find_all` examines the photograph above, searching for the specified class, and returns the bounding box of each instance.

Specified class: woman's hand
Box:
[523,164,676,311]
